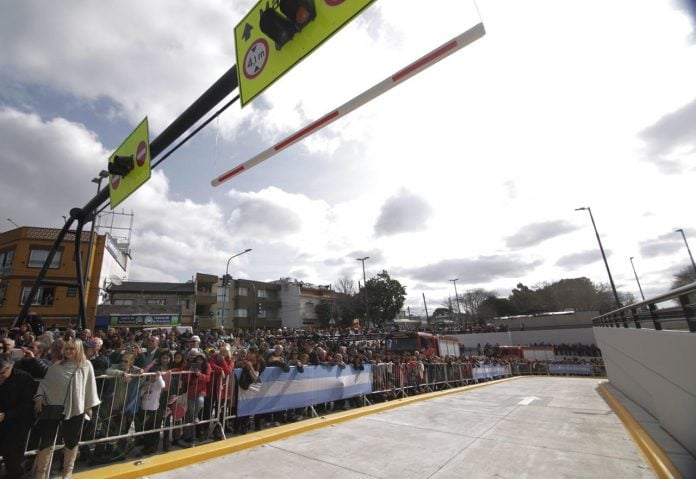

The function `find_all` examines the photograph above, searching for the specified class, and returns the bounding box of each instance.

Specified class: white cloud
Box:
[1,0,696,314]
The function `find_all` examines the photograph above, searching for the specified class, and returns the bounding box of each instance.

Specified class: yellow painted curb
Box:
[73,376,521,479]
[598,383,683,479]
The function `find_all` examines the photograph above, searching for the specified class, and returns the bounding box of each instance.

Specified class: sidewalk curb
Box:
[73,376,520,479]
[598,382,683,479]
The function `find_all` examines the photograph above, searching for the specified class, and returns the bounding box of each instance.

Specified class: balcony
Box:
[195,289,216,305]
[195,314,218,330]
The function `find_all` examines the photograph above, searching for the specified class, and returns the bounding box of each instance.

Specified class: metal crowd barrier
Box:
[23,369,234,467]
[18,359,604,472]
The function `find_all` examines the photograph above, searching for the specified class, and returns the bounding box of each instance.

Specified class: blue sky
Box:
[1,0,695,315]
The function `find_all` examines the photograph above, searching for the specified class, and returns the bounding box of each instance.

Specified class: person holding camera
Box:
[33,339,100,479]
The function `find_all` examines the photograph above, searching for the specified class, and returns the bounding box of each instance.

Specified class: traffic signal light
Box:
[279,0,316,29]
[222,274,232,287]
[108,155,134,177]
[260,6,295,49]
[259,0,316,50]
[257,302,263,314]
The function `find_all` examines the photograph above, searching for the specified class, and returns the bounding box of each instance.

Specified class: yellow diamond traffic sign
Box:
[108,117,150,209]
[235,0,375,107]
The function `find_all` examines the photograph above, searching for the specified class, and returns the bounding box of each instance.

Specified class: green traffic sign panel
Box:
[235,0,375,106]
[108,117,151,209]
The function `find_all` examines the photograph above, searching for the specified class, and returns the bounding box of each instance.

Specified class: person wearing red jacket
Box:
[181,352,210,447]
[208,345,234,439]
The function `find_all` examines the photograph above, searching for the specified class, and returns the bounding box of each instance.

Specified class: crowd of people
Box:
[0,322,604,478]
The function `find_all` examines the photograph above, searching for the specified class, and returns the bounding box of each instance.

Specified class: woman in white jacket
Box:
[33,338,100,478]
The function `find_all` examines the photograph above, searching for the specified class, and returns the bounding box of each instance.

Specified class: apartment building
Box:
[0,226,112,330]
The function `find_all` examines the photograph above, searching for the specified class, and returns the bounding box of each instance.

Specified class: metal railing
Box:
[19,359,605,473]
[592,281,696,332]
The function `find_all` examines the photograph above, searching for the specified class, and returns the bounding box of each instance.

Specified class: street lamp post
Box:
[675,228,696,275]
[449,278,462,327]
[84,170,109,280]
[356,256,369,326]
[221,248,252,330]
[575,207,621,309]
[629,256,645,301]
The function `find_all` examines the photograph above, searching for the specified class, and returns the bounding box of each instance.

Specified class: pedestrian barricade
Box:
[23,369,233,466]
[548,363,593,376]
[18,359,603,472]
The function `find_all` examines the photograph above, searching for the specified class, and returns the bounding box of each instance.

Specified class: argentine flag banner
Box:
[236,364,373,416]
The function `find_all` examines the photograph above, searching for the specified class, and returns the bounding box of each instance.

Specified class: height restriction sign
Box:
[234,0,375,107]
[108,117,151,209]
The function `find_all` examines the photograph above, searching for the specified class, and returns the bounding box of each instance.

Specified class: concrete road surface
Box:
[147,377,655,479]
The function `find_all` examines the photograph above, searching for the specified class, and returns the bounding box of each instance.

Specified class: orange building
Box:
[0,226,108,330]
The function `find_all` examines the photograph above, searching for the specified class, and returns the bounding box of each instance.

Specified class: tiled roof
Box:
[109,281,195,294]
[21,227,94,242]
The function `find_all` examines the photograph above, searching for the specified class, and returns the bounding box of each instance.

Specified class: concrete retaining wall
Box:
[593,326,696,457]
[455,328,597,350]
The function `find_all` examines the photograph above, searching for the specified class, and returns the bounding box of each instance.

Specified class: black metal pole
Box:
[14,65,239,328]
[73,211,88,330]
[577,207,621,309]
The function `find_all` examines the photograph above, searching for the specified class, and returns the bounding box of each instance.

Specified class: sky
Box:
[1,0,695,316]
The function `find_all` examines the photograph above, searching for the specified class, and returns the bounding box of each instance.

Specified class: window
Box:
[20,286,55,306]
[233,309,248,318]
[179,298,191,309]
[66,287,77,298]
[257,289,268,298]
[237,287,248,296]
[0,285,6,305]
[217,288,226,302]
[113,299,134,306]
[0,249,14,275]
[28,249,62,268]
[146,299,166,305]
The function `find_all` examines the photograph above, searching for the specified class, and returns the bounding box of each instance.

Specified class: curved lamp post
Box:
[575,207,621,309]
[449,278,462,327]
[629,256,645,301]
[356,256,369,327]
[221,248,252,329]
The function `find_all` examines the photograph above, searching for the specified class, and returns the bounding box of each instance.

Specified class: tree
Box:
[478,296,517,319]
[508,283,544,315]
[336,294,361,327]
[362,270,406,327]
[314,300,334,327]
[459,288,496,319]
[431,307,451,318]
[671,266,696,290]
[335,276,356,295]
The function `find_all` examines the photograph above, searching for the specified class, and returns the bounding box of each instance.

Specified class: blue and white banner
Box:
[548,364,593,376]
[472,365,511,380]
[236,365,373,416]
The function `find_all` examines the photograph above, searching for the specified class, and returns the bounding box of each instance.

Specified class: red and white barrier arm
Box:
[211,22,485,187]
